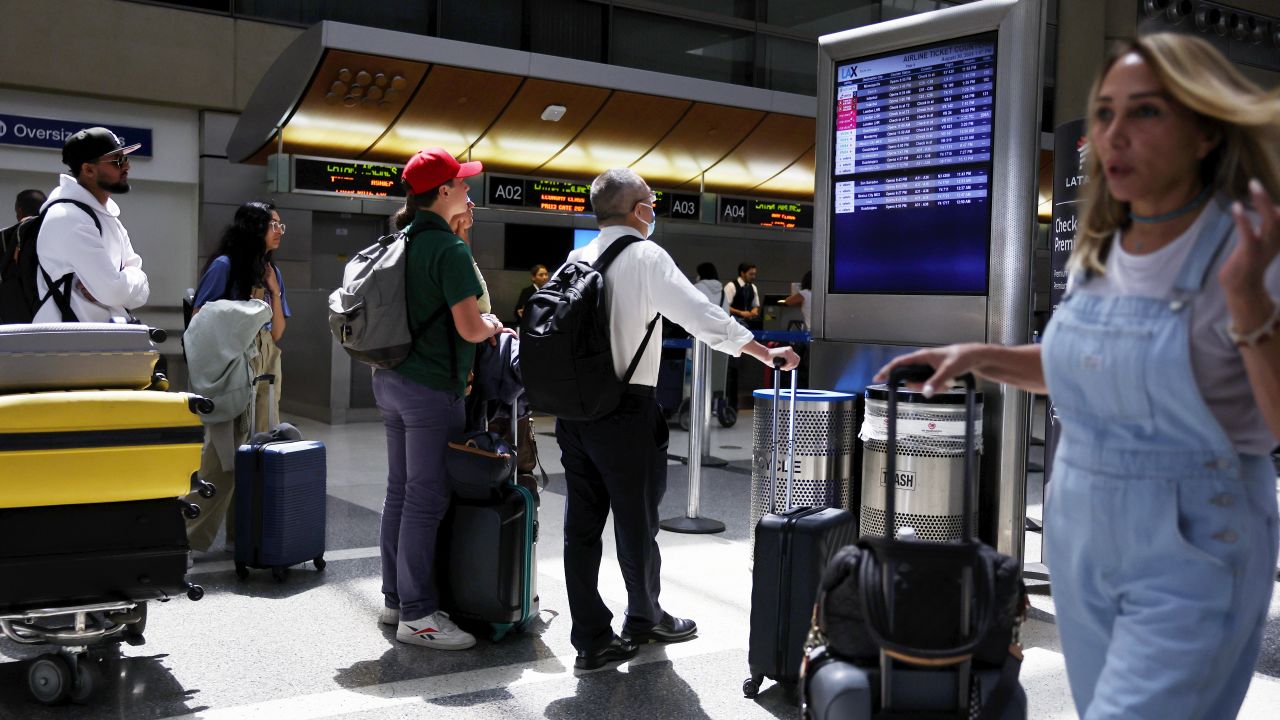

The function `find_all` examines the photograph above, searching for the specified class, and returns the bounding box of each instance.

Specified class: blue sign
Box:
[0,114,153,157]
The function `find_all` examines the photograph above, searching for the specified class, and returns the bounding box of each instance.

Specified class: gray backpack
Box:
[328,230,447,369]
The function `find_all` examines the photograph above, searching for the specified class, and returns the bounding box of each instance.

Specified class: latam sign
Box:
[0,113,153,157]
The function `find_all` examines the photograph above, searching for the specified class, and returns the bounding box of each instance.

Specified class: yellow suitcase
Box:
[0,390,210,509]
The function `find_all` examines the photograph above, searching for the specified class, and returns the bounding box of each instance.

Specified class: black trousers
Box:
[555,393,669,653]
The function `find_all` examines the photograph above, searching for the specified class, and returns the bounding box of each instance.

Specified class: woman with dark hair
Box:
[186,200,289,551]
[375,148,505,652]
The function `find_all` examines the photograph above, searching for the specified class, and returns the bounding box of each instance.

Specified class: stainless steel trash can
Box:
[859,384,982,542]
[750,389,857,554]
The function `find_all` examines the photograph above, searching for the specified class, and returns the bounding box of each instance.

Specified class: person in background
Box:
[514,263,549,322]
[693,262,727,311]
[375,147,506,651]
[724,262,761,330]
[0,189,45,264]
[184,200,289,552]
[34,127,148,323]
[877,33,1279,719]
[780,270,812,329]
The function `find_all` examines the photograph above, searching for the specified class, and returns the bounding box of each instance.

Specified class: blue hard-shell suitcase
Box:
[233,439,327,581]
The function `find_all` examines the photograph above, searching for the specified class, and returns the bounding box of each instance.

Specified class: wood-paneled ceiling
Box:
[230,31,817,200]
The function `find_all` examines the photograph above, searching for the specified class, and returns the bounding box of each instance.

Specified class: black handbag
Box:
[445,430,514,500]
[804,366,1027,720]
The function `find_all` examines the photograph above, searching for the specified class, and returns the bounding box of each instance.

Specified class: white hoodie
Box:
[34,174,149,323]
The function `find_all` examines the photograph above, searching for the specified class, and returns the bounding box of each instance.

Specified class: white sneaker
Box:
[378,607,399,626]
[396,611,476,650]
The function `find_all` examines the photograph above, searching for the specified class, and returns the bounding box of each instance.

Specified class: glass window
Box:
[439,0,521,50]
[635,1,756,21]
[764,0,879,38]
[529,0,605,62]
[611,9,754,86]
[764,36,818,95]
[233,0,432,34]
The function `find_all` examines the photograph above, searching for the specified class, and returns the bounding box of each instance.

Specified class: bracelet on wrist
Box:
[1227,301,1280,348]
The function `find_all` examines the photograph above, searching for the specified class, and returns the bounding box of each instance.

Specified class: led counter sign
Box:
[488,176,591,213]
[719,197,813,229]
[293,157,405,198]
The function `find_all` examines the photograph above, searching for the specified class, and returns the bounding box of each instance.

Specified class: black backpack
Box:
[0,199,99,323]
[519,235,658,421]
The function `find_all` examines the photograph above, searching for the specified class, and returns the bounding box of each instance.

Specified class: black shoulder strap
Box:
[33,199,101,322]
[620,313,660,385]
[591,235,644,274]
[43,199,103,234]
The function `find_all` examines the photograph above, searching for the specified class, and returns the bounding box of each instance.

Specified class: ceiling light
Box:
[541,104,567,122]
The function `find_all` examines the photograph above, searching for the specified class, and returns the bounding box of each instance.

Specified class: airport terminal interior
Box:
[2,0,1280,718]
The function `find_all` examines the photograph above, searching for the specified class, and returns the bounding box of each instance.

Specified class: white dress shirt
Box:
[565,226,754,387]
[34,174,149,323]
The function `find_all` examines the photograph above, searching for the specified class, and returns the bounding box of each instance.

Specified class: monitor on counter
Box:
[573,228,596,250]
[828,33,996,295]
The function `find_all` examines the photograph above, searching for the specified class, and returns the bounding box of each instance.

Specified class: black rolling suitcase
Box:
[801,365,1027,720]
[439,400,540,641]
[0,499,193,609]
[744,362,857,698]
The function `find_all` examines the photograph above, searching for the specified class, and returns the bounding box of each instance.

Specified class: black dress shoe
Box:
[622,613,697,644]
[574,635,638,670]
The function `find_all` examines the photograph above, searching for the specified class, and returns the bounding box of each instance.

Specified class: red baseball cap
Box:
[402,148,483,195]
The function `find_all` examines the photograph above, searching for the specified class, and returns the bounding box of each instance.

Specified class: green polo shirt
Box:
[394,210,483,395]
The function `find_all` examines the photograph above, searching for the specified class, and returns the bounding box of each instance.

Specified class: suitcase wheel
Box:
[122,603,148,644]
[313,556,326,571]
[197,481,216,499]
[28,654,72,705]
[235,563,249,580]
[742,675,761,698]
[186,583,204,601]
[717,405,738,428]
[69,658,99,705]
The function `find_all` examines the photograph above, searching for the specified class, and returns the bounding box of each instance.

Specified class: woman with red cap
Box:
[375,148,506,651]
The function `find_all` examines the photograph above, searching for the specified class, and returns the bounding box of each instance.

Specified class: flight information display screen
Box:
[829,34,996,294]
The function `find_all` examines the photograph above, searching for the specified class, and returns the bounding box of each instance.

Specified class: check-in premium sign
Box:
[1050,118,1087,314]
[0,113,153,157]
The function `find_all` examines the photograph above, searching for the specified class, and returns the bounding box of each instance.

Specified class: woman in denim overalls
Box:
[878,33,1280,719]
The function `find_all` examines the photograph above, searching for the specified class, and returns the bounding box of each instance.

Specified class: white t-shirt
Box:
[799,288,812,328]
[1073,197,1280,454]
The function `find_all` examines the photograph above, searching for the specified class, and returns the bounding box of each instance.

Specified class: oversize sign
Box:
[0,113,153,157]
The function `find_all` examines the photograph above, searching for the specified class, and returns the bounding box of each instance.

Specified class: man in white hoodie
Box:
[34,127,149,323]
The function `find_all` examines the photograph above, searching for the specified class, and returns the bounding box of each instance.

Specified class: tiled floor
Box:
[1,408,1277,719]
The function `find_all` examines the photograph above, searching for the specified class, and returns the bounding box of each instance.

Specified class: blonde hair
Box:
[1072,32,1280,275]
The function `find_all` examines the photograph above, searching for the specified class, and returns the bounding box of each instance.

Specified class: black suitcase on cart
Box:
[0,498,192,609]
[744,363,857,698]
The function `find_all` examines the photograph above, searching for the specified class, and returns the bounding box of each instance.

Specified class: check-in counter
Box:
[279,289,379,424]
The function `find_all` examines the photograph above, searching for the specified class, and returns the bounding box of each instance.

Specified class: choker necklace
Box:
[1129,185,1214,225]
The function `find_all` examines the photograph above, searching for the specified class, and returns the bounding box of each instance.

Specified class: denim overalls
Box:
[1042,204,1279,719]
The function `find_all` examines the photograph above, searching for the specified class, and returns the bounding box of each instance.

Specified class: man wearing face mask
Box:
[556,168,800,671]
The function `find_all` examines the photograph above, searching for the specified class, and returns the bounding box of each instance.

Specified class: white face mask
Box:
[636,204,656,239]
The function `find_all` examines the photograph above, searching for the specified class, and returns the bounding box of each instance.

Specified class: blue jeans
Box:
[373,370,463,622]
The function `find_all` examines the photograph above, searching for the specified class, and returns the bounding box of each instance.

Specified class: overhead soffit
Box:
[231,23,818,199]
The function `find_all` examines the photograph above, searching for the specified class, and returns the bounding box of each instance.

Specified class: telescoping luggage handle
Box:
[884,364,977,541]
[768,358,799,513]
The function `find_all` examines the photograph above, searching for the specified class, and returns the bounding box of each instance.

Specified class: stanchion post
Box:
[661,340,725,534]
